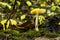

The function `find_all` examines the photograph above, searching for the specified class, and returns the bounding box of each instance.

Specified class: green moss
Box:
[45,32,60,38]
[9,30,20,36]
[0,30,5,36]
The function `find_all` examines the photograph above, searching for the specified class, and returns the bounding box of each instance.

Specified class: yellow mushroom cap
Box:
[31,8,46,14]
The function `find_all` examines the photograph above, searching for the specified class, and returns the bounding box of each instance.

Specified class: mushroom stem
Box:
[35,14,39,31]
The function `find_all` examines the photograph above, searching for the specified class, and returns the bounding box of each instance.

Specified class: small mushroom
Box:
[31,8,46,31]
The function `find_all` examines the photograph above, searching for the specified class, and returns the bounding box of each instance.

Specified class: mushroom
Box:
[31,8,46,31]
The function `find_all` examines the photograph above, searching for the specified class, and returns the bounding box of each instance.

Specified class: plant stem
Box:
[3,25,5,31]
[35,14,39,31]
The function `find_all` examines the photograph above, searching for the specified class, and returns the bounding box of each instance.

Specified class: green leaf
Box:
[0,2,11,9]
[0,19,17,30]
[17,1,21,6]
[7,5,11,9]
[55,0,60,3]
[46,0,49,2]
[40,2,46,7]
[10,0,15,3]
[20,15,26,20]
[10,19,17,25]
[58,22,60,25]
[1,19,10,30]
[51,6,56,11]
[10,30,20,36]
[26,1,32,6]
[39,15,45,25]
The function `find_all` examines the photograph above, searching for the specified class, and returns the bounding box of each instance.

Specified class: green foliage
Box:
[1,19,9,30]
[40,2,46,7]
[0,19,17,30]
[23,29,38,37]
[21,28,48,37]
[26,1,32,6]
[39,15,45,25]
[0,0,60,38]
[55,0,60,3]
[0,31,5,36]
[10,19,17,25]
[51,6,57,11]
[0,2,11,9]
[13,36,20,40]
[20,14,26,20]
[17,1,21,6]
[9,30,20,36]
[45,32,60,38]
[10,0,15,3]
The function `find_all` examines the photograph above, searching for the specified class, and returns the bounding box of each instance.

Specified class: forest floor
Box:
[0,36,60,40]
[35,37,60,40]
